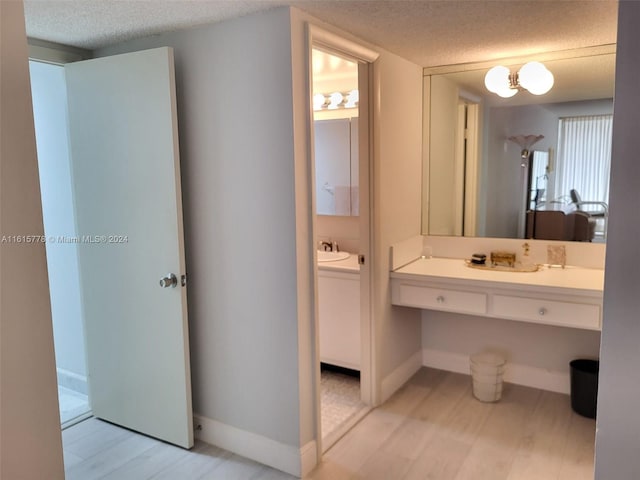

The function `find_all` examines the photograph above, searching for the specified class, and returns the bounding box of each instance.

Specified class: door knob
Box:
[159,273,178,288]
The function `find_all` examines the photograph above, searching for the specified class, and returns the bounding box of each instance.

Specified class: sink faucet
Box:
[318,241,333,252]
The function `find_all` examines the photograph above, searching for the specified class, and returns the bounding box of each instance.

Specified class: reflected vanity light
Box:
[313,89,359,111]
[328,92,343,110]
[344,89,359,108]
[485,61,554,98]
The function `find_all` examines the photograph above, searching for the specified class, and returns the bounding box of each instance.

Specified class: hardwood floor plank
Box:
[557,412,596,480]
[506,391,573,480]
[453,383,543,480]
[357,449,413,480]
[306,458,358,480]
[402,376,496,480]
[321,371,443,475]
[355,373,470,479]
[63,419,131,460]
[65,429,158,480]
[151,442,232,479]
[196,452,276,479]
[98,441,191,480]
[253,464,298,480]
[384,373,470,459]
[62,450,85,470]
[406,435,472,480]
[62,417,117,445]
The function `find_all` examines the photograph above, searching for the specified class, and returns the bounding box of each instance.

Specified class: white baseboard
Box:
[299,439,318,477]
[381,350,423,403]
[193,414,316,478]
[56,368,88,394]
[422,348,570,394]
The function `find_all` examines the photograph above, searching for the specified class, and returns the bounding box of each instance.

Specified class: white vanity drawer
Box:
[492,295,601,330]
[394,283,487,315]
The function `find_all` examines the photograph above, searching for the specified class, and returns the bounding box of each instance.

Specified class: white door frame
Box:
[307,24,379,455]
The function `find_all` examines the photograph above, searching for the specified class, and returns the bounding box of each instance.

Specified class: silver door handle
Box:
[159,273,178,288]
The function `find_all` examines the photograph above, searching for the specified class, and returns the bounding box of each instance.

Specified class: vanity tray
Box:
[464,259,541,273]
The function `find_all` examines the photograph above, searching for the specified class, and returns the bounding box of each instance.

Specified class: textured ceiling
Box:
[23,0,619,67]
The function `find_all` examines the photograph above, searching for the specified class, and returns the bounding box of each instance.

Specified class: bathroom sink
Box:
[317,251,350,262]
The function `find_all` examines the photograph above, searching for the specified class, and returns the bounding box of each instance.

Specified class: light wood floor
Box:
[313,368,595,480]
[63,368,595,479]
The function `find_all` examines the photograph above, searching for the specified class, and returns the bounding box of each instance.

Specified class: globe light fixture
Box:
[484,65,517,98]
[312,90,360,111]
[313,93,327,110]
[327,92,344,110]
[518,61,554,95]
[485,62,554,98]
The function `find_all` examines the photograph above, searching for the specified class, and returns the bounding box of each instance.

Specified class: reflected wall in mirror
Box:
[423,47,615,242]
[312,49,359,216]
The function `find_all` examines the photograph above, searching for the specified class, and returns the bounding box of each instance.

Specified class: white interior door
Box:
[65,47,193,448]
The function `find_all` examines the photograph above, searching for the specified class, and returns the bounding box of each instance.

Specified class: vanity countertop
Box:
[317,253,360,273]
[392,257,603,298]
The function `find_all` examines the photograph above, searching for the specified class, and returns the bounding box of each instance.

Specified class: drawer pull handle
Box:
[538,307,547,316]
[436,295,445,304]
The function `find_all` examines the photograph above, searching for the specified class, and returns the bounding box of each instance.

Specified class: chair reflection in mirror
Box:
[526,202,596,242]
[570,189,608,240]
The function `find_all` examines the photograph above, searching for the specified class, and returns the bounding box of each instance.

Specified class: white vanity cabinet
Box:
[318,258,361,370]
[391,258,604,331]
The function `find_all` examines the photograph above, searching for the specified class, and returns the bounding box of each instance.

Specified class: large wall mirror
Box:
[422,46,615,242]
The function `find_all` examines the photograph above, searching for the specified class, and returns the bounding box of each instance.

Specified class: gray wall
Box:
[595,2,640,477]
[0,1,65,477]
[99,8,306,448]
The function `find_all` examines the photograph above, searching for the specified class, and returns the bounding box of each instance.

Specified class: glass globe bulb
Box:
[496,86,518,98]
[328,92,343,110]
[485,66,511,94]
[345,89,359,108]
[313,93,326,111]
[518,61,554,95]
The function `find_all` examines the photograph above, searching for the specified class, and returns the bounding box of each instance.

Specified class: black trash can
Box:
[570,359,599,418]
